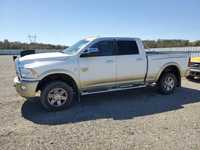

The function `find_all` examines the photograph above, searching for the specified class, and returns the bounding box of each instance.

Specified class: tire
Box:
[158,73,177,95]
[40,81,74,111]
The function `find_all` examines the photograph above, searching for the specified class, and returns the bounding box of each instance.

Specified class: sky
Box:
[1,0,200,45]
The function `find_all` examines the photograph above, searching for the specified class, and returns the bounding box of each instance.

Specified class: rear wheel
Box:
[158,73,177,95]
[40,81,74,111]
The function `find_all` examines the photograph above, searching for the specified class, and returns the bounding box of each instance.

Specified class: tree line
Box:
[0,39,67,50]
[1,39,200,50]
[143,39,200,49]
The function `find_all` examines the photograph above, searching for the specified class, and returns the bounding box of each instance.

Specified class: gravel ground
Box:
[0,55,200,150]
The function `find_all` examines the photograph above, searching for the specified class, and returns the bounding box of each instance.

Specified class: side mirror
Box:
[80,48,99,57]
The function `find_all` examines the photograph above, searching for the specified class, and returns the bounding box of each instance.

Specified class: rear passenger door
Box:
[115,40,146,84]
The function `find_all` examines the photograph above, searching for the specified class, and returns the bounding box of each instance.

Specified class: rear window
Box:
[117,40,139,55]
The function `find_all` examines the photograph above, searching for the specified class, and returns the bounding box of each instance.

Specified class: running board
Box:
[81,85,146,96]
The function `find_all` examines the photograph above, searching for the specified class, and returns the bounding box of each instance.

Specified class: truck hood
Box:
[191,57,200,63]
[19,52,70,62]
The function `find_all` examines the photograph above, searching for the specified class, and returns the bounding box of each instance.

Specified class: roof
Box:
[84,36,140,41]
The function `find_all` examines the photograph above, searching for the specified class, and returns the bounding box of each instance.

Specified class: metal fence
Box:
[0,47,200,57]
[150,47,200,57]
[0,49,62,55]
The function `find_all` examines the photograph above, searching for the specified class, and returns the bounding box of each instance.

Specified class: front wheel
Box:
[40,81,74,111]
[158,73,177,95]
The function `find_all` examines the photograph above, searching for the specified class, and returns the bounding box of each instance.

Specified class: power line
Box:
[28,34,37,43]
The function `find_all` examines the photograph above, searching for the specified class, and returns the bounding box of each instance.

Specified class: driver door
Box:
[79,40,116,91]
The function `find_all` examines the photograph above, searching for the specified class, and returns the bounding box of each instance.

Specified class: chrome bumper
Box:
[190,68,200,73]
[186,68,200,77]
[13,77,38,98]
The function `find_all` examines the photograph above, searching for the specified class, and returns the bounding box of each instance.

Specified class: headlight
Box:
[19,67,38,79]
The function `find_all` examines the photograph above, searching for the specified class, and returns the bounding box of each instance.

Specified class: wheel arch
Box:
[36,73,80,93]
[156,63,181,87]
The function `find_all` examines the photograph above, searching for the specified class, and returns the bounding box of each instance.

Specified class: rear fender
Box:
[155,62,181,81]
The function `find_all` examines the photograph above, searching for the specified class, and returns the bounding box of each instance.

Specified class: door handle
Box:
[136,58,143,61]
[81,67,88,72]
[105,60,113,63]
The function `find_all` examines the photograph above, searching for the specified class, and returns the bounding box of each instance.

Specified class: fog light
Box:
[21,85,26,90]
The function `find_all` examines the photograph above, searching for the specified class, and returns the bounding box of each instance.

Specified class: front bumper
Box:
[13,77,39,98]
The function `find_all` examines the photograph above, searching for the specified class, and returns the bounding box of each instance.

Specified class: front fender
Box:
[38,69,80,89]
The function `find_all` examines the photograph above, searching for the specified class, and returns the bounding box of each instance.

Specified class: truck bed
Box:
[145,50,189,82]
[146,50,190,55]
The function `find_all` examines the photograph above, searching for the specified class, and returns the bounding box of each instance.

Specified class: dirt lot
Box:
[0,56,200,150]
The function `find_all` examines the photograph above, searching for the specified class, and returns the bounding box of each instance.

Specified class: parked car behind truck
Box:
[187,56,200,79]
[14,37,189,111]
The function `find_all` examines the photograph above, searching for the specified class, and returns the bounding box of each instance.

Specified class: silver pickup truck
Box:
[14,37,189,111]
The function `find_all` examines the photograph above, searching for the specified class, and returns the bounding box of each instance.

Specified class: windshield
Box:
[63,40,90,54]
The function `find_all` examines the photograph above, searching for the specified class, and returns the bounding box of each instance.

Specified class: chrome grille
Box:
[190,62,200,69]
[15,59,21,79]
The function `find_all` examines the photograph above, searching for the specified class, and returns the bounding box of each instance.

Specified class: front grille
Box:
[15,59,21,79]
[190,62,200,69]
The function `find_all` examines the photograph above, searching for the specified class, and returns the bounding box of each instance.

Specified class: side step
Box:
[81,85,146,96]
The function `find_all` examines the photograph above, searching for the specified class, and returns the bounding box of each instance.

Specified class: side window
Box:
[89,40,114,57]
[117,40,139,55]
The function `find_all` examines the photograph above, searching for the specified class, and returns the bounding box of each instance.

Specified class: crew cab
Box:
[14,37,189,111]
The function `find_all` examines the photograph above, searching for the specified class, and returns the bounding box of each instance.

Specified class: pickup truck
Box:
[14,37,189,111]
[187,56,200,79]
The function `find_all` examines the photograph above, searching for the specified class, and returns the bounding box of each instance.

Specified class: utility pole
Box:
[28,34,37,43]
